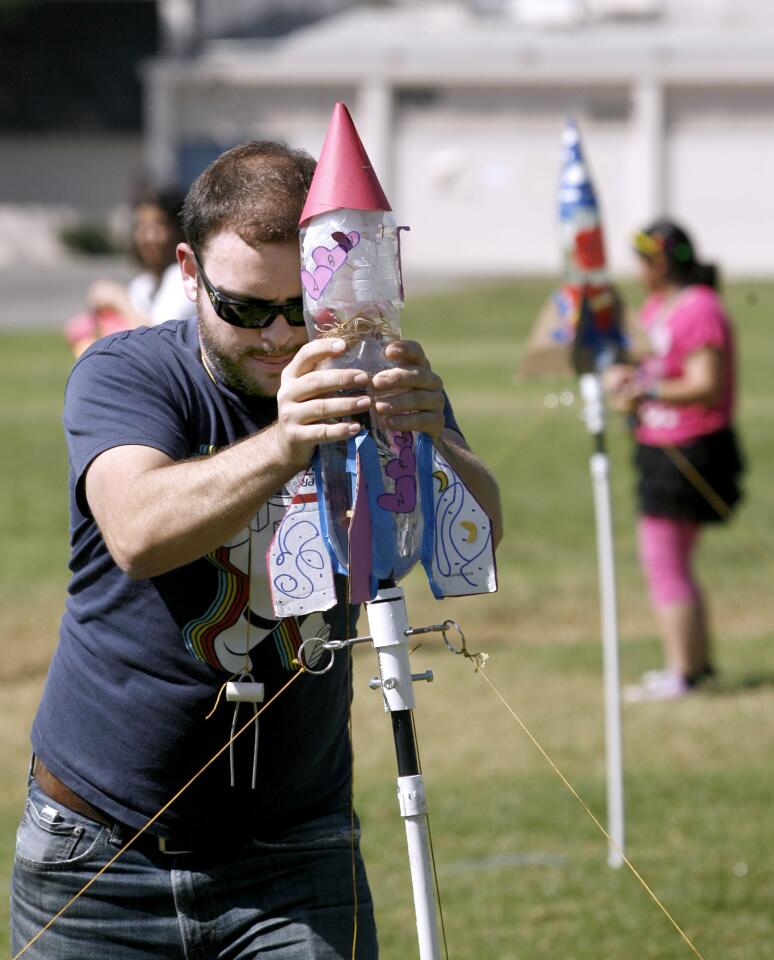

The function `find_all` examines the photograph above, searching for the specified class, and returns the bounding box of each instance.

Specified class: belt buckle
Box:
[157,836,193,855]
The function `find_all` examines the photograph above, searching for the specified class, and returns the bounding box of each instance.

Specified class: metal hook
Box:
[404,619,466,654]
[297,636,337,675]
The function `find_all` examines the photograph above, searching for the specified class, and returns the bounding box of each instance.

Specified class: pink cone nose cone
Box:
[299,101,392,226]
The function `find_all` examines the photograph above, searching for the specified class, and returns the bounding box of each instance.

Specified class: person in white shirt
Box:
[66,187,196,357]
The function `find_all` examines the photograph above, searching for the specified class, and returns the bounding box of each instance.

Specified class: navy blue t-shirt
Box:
[32,318,460,844]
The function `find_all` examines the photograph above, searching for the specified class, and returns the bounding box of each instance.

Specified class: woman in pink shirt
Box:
[607,220,744,701]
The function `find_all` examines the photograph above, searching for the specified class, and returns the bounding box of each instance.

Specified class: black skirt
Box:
[635,427,745,524]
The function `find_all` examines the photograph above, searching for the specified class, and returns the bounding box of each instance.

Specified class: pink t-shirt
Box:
[636,285,735,446]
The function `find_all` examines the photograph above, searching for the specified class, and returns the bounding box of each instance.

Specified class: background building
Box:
[3,0,774,276]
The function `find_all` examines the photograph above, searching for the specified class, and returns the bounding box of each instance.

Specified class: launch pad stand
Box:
[579,373,625,869]
[366,586,441,960]
[300,585,476,956]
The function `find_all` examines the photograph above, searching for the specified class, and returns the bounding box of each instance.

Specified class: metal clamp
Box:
[369,670,434,691]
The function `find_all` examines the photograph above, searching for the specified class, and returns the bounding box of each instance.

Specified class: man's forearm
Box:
[436,429,503,548]
[88,424,302,579]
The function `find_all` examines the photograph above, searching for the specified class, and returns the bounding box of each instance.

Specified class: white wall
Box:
[667,86,774,275]
[174,83,354,166]
[394,86,635,276]
[385,82,774,278]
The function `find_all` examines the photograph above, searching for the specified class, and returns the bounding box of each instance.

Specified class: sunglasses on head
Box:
[193,254,306,329]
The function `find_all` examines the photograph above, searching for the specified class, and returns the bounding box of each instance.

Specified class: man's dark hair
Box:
[181,141,316,253]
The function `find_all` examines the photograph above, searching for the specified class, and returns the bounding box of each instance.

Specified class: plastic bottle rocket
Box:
[266,101,497,618]
[298,100,419,594]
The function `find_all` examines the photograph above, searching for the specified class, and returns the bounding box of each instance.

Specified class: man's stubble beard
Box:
[197,311,289,399]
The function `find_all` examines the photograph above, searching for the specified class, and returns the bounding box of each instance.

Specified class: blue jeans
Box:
[11,779,378,959]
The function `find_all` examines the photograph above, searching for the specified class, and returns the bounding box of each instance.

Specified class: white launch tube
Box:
[398,774,441,960]
[366,587,441,959]
[580,373,625,869]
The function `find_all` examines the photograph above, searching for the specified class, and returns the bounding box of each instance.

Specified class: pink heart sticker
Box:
[300,265,333,300]
[312,244,347,272]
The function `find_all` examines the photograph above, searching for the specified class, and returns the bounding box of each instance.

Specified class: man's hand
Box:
[274,338,373,472]
[372,340,446,440]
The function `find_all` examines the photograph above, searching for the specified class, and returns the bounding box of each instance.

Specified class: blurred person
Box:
[605,219,743,702]
[64,186,196,358]
[11,140,502,958]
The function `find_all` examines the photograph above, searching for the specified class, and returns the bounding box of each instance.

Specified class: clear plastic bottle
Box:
[299,208,423,581]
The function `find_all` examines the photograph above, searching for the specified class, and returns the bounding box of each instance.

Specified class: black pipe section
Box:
[391,710,420,777]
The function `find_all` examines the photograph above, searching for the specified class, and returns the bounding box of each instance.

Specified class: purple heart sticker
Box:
[377,475,417,514]
[385,458,404,481]
[300,265,333,300]
[331,230,361,253]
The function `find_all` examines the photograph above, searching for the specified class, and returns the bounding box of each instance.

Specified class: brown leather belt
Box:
[33,758,113,827]
[33,758,196,855]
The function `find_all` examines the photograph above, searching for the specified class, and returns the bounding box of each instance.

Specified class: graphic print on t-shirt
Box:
[180,480,330,674]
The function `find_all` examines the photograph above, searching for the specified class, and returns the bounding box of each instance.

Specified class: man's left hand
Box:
[372,340,446,440]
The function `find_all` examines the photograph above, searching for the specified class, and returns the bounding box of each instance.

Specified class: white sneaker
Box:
[623,670,690,703]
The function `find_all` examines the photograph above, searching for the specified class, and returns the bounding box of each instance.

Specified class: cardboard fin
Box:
[268,470,336,618]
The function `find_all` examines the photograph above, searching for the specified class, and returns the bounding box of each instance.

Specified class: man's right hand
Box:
[273,338,372,472]
[85,339,373,579]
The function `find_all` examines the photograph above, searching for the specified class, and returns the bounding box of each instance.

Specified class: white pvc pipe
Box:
[580,374,626,869]
[366,589,441,959]
[367,586,416,712]
[398,775,441,960]
[589,451,626,868]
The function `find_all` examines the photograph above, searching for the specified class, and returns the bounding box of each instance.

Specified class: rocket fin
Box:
[347,455,375,604]
[418,436,498,599]
[267,468,337,618]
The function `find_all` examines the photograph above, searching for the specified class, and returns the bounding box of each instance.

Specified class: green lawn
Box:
[2,279,774,958]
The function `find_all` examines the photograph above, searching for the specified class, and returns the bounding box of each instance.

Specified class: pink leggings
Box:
[638,515,702,607]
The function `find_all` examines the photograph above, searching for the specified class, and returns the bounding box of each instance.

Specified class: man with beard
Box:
[11,141,502,959]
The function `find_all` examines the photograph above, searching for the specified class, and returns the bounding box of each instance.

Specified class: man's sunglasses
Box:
[193,254,306,329]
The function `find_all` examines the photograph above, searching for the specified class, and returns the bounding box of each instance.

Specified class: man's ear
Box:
[177,243,198,303]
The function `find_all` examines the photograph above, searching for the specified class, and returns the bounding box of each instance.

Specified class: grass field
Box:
[2,278,774,958]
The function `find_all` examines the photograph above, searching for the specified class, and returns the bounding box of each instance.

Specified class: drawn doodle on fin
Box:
[272,518,328,600]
